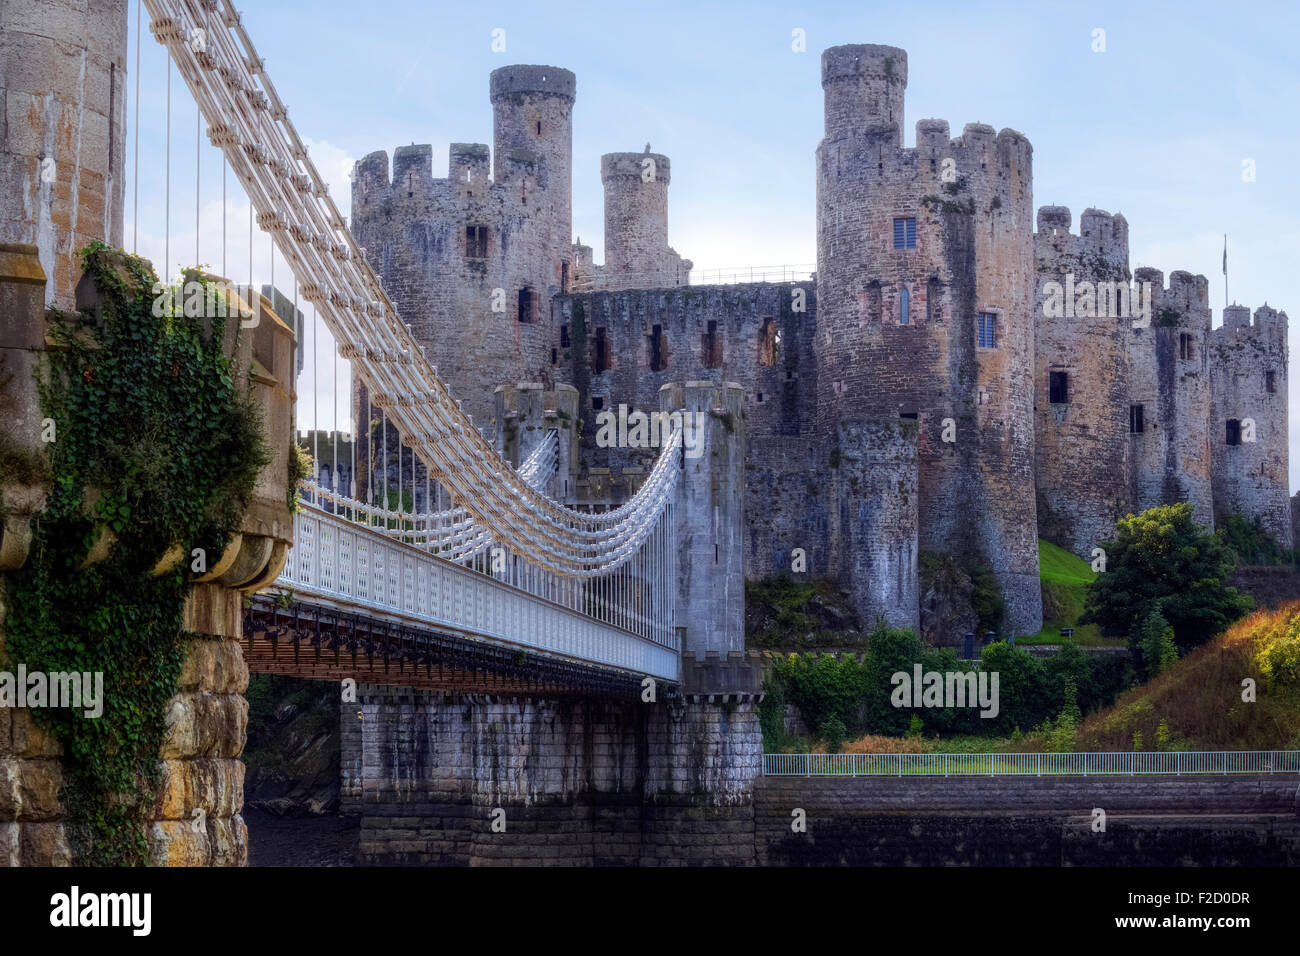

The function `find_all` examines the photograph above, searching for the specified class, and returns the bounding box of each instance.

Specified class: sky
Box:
[124,0,1300,489]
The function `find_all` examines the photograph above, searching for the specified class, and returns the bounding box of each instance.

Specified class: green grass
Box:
[1020,539,1122,646]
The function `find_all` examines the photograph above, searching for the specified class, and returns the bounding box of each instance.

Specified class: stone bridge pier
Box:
[342,382,768,865]
[0,245,297,866]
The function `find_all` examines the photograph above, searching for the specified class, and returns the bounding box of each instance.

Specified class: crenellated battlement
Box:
[1213,303,1288,347]
[1133,267,1211,328]
[489,64,576,103]
[602,151,671,184]
[351,140,542,210]
[1035,205,1130,278]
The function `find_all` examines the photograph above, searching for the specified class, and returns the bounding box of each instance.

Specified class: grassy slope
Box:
[1021,539,1116,645]
[1074,603,1300,751]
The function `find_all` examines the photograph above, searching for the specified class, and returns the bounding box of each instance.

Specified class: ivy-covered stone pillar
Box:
[0,249,296,866]
[147,286,297,866]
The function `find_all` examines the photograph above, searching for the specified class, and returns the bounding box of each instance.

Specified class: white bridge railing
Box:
[763,751,1300,777]
[277,502,681,681]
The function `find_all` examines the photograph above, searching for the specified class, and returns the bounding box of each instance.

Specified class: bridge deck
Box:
[272,504,680,684]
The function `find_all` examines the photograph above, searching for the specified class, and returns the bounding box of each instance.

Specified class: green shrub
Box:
[1083,503,1252,652]
[1134,606,1179,679]
[819,715,847,754]
[966,561,1006,635]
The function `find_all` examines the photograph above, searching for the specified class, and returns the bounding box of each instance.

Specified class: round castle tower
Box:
[490,65,575,271]
[601,151,678,290]
[1210,304,1291,547]
[1033,206,1133,559]
[1127,268,1214,528]
[0,0,128,308]
[814,44,1041,637]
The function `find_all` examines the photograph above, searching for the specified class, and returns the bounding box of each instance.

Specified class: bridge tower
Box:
[0,0,128,308]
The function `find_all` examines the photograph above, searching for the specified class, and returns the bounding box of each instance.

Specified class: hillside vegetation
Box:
[1027,539,1109,644]
[1075,602,1300,751]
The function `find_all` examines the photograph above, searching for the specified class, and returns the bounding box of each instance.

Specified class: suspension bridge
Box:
[134,0,696,695]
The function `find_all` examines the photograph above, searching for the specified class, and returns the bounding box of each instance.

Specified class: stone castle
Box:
[350,45,1291,639]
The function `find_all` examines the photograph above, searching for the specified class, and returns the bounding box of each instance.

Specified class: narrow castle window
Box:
[647,324,667,372]
[900,287,910,325]
[595,327,611,372]
[758,318,779,366]
[1049,370,1069,404]
[561,262,569,294]
[517,287,535,324]
[926,278,941,323]
[1226,418,1242,446]
[977,312,998,348]
[893,217,917,250]
[1267,370,1276,393]
[1130,404,1145,434]
[1179,333,1194,360]
[593,396,604,410]
[702,320,723,368]
[466,225,489,259]
[561,324,571,348]
[537,121,542,135]
[864,281,882,324]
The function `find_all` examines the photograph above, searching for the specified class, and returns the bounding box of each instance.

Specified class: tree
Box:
[1134,606,1179,679]
[1082,503,1252,653]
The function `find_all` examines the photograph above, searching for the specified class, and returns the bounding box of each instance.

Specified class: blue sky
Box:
[125,0,1300,487]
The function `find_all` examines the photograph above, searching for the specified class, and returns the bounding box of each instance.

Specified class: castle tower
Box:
[1127,269,1214,527]
[351,66,577,431]
[1033,206,1133,558]
[0,0,128,308]
[490,65,575,284]
[600,150,690,290]
[1210,304,1291,547]
[814,44,1041,636]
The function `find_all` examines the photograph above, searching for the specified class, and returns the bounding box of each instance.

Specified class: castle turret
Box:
[1033,206,1133,559]
[490,65,575,282]
[1210,304,1291,547]
[600,150,691,290]
[1127,268,1214,527]
[821,44,907,144]
[814,43,1040,636]
[351,66,578,430]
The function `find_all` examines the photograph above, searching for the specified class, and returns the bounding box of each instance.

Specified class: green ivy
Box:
[2,243,268,865]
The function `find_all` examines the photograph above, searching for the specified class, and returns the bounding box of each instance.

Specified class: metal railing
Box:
[570,263,815,293]
[763,751,1300,777]
[278,502,681,681]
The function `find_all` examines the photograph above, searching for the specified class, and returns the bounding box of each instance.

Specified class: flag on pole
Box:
[1223,234,1228,275]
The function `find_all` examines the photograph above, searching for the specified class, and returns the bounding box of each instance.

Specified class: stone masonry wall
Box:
[350,66,575,430]
[756,775,1300,866]
[552,282,821,579]
[0,0,128,310]
[814,44,1040,636]
[1128,269,1214,528]
[1033,206,1133,559]
[1,589,250,867]
[342,687,763,866]
[1211,304,1291,547]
